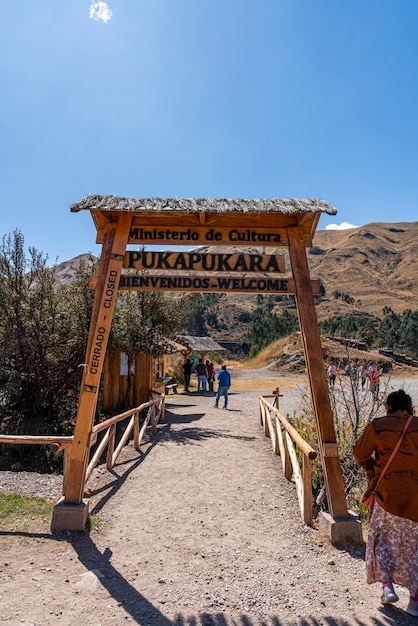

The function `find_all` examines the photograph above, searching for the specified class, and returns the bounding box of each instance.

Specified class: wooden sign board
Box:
[127,226,288,247]
[123,251,285,273]
[90,274,320,295]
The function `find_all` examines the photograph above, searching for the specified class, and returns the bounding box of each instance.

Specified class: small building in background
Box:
[175,335,226,364]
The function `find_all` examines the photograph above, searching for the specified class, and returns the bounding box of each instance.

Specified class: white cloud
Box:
[89,1,113,23]
[325,221,358,231]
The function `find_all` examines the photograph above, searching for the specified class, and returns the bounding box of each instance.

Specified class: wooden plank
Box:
[273,423,280,456]
[264,405,271,439]
[112,414,135,466]
[94,212,315,246]
[106,424,116,470]
[133,412,140,449]
[286,431,303,515]
[275,420,286,469]
[303,454,313,526]
[92,400,154,432]
[135,353,153,406]
[323,443,339,457]
[283,431,292,480]
[102,349,121,412]
[287,226,349,519]
[64,212,133,505]
[265,409,277,454]
[124,251,285,273]
[0,435,73,447]
[90,274,321,295]
[137,411,151,448]
[128,225,289,247]
[262,399,317,459]
[85,428,111,482]
[83,224,116,367]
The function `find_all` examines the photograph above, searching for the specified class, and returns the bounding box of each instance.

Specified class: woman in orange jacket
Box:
[353,389,418,615]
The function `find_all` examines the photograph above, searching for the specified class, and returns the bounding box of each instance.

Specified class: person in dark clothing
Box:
[182,358,192,392]
[195,358,207,394]
[206,360,214,392]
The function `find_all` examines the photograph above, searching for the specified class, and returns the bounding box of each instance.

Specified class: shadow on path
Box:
[0,527,406,625]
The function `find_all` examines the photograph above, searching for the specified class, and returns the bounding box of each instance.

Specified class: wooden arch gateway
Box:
[61,194,359,538]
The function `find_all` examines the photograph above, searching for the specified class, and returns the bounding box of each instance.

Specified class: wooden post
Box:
[106,424,116,470]
[64,213,133,504]
[103,349,121,412]
[303,454,313,526]
[282,431,292,480]
[264,405,270,438]
[273,387,282,410]
[287,226,348,518]
[133,411,140,449]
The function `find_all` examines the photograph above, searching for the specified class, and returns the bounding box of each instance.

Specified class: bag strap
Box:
[374,415,413,492]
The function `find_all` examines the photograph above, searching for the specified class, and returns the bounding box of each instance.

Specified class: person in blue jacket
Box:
[214,364,231,409]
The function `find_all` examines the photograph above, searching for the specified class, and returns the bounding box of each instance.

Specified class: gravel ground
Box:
[0,375,418,626]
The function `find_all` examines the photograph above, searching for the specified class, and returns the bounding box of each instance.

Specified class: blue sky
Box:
[1,1,417,262]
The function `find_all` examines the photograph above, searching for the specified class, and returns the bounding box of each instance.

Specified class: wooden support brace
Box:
[64,213,133,505]
[287,226,348,519]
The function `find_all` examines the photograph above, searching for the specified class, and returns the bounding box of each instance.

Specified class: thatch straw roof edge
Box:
[71,194,337,215]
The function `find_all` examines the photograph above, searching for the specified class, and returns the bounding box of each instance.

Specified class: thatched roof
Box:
[163,339,188,355]
[71,194,337,216]
[175,335,226,353]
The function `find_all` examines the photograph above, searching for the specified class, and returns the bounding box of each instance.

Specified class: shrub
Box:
[290,359,392,517]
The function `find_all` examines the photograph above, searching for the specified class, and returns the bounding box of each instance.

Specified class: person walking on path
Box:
[182,358,192,392]
[327,362,337,387]
[353,389,418,616]
[195,358,207,394]
[214,364,231,409]
[369,362,383,401]
[206,360,215,392]
[359,360,368,390]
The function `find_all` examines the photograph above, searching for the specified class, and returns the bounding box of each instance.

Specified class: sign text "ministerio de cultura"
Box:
[127,227,288,246]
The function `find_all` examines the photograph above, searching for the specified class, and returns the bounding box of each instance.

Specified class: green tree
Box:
[248,303,298,352]
[0,231,96,427]
[110,291,189,404]
[181,293,225,336]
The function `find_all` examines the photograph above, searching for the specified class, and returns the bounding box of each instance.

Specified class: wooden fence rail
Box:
[0,392,165,497]
[259,393,317,526]
[0,435,73,452]
[85,393,165,484]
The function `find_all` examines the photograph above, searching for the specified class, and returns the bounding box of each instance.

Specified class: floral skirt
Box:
[366,501,418,593]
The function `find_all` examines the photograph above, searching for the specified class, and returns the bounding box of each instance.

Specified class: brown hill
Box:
[53,253,96,285]
[310,221,418,317]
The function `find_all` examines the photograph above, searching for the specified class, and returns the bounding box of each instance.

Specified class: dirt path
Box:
[1,384,417,625]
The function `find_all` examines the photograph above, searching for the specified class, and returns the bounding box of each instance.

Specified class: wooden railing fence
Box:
[85,392,165,484]
[0,392,165,497]
[259,390,317,526]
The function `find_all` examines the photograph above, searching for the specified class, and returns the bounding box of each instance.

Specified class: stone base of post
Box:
[51,497,90,532]
[319,510,364,546]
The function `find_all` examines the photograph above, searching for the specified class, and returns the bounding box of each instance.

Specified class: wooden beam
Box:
[90,274,321,295]
[0,435,73,448]
[287,226,349,519]
[64,212,133,504]
[123,251,286,274]
[106,223,287,248]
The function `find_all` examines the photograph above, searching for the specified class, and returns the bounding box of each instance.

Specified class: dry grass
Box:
[230,334,301,370]
[231,378,303,392]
